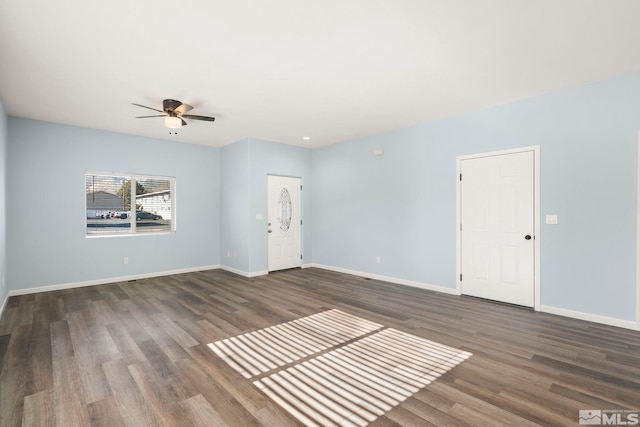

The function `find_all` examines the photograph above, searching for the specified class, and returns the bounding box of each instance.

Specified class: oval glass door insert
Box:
[278,188,292,232]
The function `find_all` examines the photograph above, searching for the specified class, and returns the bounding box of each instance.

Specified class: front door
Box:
[460,150,535,307]
[267,175,302,272]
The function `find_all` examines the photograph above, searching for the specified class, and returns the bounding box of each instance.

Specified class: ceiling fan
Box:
[132,99,215,131]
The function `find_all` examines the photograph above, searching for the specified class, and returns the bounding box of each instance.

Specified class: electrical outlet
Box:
[123,257,129,265]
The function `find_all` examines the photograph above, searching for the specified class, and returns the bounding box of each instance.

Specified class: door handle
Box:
[525,235,532,240]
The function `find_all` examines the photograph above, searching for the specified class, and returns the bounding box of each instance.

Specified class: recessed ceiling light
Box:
[302,136,311,141]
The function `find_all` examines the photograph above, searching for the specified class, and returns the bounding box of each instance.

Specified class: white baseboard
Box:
[222,263,314,277]
[310,264,639,331]
[4,262,637,332]
[220,265,268,278]
[540,305,639,331]
[7,265,221,297]
[310,263,460,296]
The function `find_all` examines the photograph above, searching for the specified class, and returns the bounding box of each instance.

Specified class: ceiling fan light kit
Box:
[164,116,182,129]
[133,99,215,132]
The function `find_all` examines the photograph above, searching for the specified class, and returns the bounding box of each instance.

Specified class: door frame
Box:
[456,146,541,310]
[636,132,640,329]
[267,174,303,273]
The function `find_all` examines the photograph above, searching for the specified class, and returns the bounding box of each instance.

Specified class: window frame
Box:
[85,171,176,238]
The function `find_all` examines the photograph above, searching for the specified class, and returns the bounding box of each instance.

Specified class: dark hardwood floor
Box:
[0,268,638,426]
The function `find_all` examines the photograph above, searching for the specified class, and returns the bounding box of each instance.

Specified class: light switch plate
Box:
[546,214,558,225]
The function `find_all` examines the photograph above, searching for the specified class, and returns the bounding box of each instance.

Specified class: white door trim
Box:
[456,145,541,310]
[636,131,640,329]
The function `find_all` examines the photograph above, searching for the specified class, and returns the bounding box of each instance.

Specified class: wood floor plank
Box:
[0,333,10,376]
[79,305,120,364]
[201,311,244,337]
[0,268,638,427]
[252,403,305,427]
[50,320,90,427]
[86,395,126,427]
[21,389,54,427]
[123,300,190,363]
[0,324,33,427]
[104,322,146,366]
[548,382,632,410]
[366,416,402,427]
[46,298,65,325]
[448,378,568,426]
[127,360,190,427]
[401,396,473,427]
[384,405,439,427]
[174,357,264,427]
[102,359,163,427]
[30,310,53,394]
[447,403,509,427]
[150,313,199,350]
[179,394,229,427]
[66,311,112,404]
[0,305,18,335]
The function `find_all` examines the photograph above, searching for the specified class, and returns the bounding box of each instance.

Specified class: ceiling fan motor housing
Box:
[163,99,182,113]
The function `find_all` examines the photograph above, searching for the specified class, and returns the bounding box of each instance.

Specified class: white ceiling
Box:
[1,1,639,149]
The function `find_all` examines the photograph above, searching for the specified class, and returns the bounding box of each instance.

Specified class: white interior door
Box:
[460,151,535,307]
[268,175,302,272]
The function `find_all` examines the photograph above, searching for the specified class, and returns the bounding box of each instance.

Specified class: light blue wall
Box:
[312,72,640,321]
[0,100,7,304]
[7,118,220,290]
[248,138,312,273]
[220,138,313,274]
[220,139,250,272]
[3,72,639,324]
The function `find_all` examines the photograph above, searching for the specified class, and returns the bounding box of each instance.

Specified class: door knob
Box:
[525,235,532,240]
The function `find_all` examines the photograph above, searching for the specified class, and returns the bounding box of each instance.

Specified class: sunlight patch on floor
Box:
[210,310,472,426]
[209,309,383,378]
[254,328,471,426]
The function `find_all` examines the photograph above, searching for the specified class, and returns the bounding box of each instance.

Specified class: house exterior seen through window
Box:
[86,172,175,236]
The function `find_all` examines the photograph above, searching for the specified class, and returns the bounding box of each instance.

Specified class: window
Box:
[86,172,175,236]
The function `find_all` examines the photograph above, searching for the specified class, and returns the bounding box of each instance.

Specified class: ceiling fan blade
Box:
[181,114,216,122]
[132,103,163,113]
[180,118,188,126]
[135,115,166,118]
[174,103,193,114]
